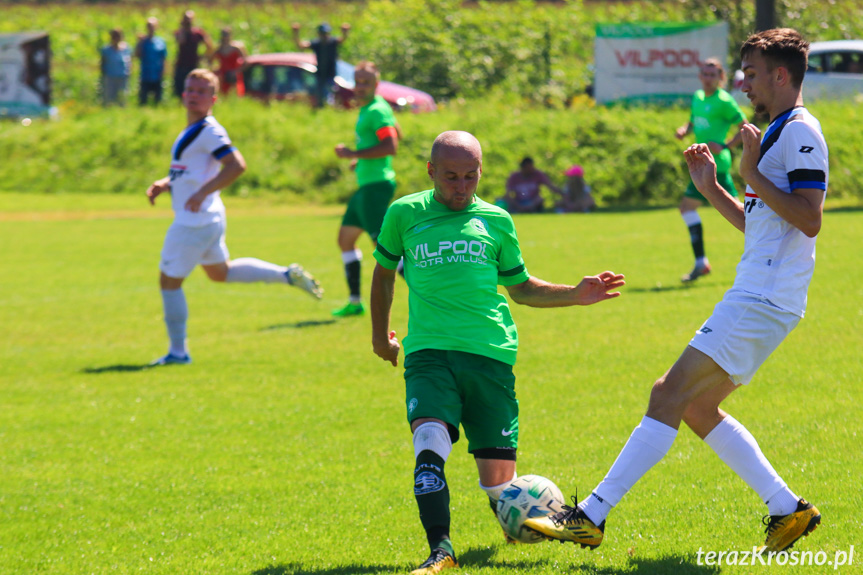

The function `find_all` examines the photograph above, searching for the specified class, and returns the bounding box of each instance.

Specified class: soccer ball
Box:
[496,474,565,544]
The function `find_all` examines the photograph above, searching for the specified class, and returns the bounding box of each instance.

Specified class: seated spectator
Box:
[555,164,596,213]
[499,156,563,214]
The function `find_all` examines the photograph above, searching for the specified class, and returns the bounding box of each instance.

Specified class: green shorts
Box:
[684,171,739,202]
[341,179,396,241]
[404,349,519,454]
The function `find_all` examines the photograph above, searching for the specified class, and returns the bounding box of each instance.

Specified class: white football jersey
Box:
[168,116,236,227]
[733,107,828,317]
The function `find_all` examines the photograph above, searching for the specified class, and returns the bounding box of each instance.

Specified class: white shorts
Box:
[160,219,229,278]
[689,289,801,386]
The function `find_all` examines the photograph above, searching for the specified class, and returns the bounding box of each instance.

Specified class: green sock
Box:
[414,450,452,553]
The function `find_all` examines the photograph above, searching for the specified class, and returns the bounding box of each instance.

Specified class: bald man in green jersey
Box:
[370,131,625,574]
[675,58,748,283]
[333,61,399,317]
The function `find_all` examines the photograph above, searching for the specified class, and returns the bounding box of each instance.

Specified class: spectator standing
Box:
[173,10,213,98]
[214,26,248,96]
[135,17,168,106]
[100,28,131,106]
[291,21,350,108]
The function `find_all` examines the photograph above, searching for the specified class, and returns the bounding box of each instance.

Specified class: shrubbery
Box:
[2,1,861,205]
[4,95,860,205]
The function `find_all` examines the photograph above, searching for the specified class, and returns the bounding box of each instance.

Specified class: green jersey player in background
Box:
[370,131,625,574]
[674,58,748,283]
[332,61,399,317]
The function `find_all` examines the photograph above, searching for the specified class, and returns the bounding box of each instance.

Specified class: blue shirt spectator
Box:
[135,17,168,105]
[101,28,131,106]
[139,36,167,82]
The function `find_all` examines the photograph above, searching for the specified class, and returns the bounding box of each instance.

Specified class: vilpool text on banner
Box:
[594,22,728,105]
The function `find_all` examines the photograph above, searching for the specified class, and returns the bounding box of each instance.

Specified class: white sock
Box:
[225,258,288,283]
[480,472,518,505]
[413,422,452,461]
[341,249,362,265]
[581,416,678,525]
[704,415,799,516]
[161,288,188,357]
[681,210,701,227]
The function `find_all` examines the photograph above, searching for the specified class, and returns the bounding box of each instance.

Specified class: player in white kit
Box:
[147,68,322,365]
[525,28,827,554]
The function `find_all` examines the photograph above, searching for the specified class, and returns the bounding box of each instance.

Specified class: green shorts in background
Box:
[685,171,739,202]
[341,179,396,241]
[404,349,519,453]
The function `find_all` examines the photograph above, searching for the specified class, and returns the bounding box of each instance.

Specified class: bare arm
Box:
[335,135,397,160]
[338,23,351,44]
[739,123,823,237]
[371,263,400,366]
[540,171,564,196]
[291,23,311,50]
[184,149,246,212]
[684,143,745,232]
[146,176,171,205]
[504,272,624,308]
[675,121,693,140]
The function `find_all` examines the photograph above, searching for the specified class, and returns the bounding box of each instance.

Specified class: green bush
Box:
[3,95,860,205]
[2,1,861,204]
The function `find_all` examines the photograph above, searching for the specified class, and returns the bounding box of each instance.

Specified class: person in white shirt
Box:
[146,68,323,365]
[525,28,827,556]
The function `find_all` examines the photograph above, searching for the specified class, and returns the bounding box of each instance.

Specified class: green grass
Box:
[1,194,860,574]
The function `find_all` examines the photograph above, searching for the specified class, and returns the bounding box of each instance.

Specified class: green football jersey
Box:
[355,95,397,187]
[374,190,530,365]
[690,88,747,173]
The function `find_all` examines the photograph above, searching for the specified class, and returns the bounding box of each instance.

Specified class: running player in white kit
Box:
[147,68,322,365]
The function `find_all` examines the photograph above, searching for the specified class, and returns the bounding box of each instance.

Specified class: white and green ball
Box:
[496,474,565,544]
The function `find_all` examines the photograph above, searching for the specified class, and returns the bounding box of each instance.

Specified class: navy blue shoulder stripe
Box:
[759,106,803,164]
[788,168,826,191]
[212,144,234,159]
[173,119,208,161]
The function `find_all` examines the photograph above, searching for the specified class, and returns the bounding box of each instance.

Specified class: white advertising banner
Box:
[0,32,51,116]
[595,22,728,104]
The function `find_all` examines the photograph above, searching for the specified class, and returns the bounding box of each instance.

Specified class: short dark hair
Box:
[520,156,534,168]
[740,28,809,88]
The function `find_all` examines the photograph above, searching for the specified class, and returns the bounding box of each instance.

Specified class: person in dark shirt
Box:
[292,21,350,108]
[173,10,213,98]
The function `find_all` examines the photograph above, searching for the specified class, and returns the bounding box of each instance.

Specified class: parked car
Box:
[804,40,863,99]
[242,52,437,112]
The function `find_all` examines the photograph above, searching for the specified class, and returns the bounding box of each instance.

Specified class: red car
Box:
[242,52,437,112]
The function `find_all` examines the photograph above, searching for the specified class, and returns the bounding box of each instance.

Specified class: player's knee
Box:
[648,377,688,417]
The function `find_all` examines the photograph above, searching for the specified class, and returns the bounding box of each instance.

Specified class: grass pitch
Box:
[0,194,860,574]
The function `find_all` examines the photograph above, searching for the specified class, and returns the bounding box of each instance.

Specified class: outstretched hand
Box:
[575,271,625,305]
[373,330,400,367]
